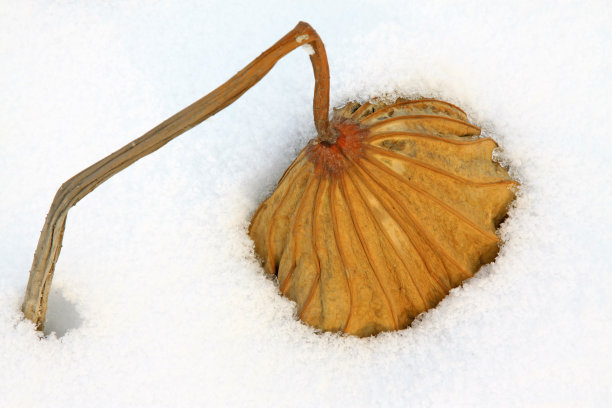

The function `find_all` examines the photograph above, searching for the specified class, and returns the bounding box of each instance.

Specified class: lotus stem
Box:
[22,21,332,330]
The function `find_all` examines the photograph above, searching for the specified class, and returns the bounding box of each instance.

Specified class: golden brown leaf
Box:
[250,98,517,337]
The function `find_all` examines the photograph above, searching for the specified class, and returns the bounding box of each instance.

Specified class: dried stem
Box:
[22,21,332,330]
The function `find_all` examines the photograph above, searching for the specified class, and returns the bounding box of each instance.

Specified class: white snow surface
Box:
[1,1,611,407]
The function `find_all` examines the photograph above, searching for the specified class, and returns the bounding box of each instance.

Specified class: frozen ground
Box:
[1,1,611,407]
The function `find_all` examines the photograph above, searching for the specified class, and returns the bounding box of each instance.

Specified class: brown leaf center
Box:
[306,120,367,175]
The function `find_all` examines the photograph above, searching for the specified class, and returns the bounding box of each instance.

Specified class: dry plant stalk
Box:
[22,22,331,331]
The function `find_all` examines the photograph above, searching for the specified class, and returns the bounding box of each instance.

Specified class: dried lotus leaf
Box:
[250,98,517,337]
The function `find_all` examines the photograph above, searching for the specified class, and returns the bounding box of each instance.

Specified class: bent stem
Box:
[22,21,333,331]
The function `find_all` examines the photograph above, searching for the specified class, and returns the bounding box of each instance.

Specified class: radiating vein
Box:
[266,162,311,273]
[368,115,481,134]
[366,145,514,187]
[362,99,467,121]
[365,132,495,147]
[329,178,354,332]
[360,159,470,284]
[361,155,478,280]
[251,152,309,233]
[350,102,373,119]
[340,173,399,330]
[279,171,317,294]
[344,156,450,295]
[363,152,501,242]
[343,165,433,306]
[299,174,324,319]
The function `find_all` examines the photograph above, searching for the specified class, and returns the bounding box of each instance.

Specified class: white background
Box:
[1,1,610,406]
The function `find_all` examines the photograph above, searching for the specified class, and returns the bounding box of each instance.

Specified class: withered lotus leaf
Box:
[250,98,517,337]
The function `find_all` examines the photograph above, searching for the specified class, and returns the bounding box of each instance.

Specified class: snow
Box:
[1,0,611,406]
[302,43,316,56]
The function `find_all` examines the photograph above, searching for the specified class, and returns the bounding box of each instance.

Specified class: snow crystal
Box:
[1,1,610,407]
